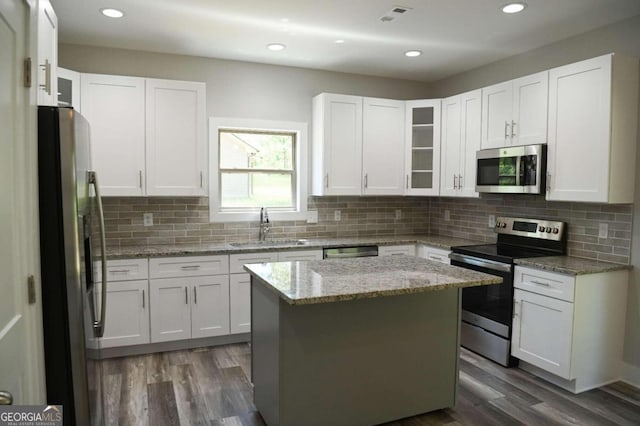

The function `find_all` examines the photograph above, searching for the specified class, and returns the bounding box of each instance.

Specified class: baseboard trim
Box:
[621,362,640,388]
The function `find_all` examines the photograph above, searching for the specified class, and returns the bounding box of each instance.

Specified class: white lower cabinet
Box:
[277,249,323,262]
[191,276,230,338]
[416,245,451,264]
[378,245,416,257]
[511,265,629,393]
[97,280,150,348]
[149,277,192,343]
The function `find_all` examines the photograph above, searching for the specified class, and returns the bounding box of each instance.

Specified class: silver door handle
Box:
[185,287,188,305]
[0,390,13,405]
[200,171,204,188]
[504,121,509,139]
[110,269,130,274]
[139,170,143,188]
[530,280,550,287]
[364,173,368,188]
[325,173,329,188]
[39,59,51,95]
[406,174,409,189]
[193,286,197,304]
[453,174,457,190]
[88,171,108,338]
[449,253,512,273]
[180,265,201,270]
[511,120,516,137]
[142,289,145,308]
[458,175,463,189]
[546,172,551,191]
[513,300,519,318]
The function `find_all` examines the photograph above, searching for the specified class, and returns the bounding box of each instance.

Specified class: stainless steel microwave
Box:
[476,144,546,194]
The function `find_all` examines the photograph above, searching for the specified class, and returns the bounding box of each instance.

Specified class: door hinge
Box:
[27,275,36,304]
[23,58,32,88]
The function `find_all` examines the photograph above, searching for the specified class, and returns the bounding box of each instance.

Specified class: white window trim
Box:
[209,117,308,222]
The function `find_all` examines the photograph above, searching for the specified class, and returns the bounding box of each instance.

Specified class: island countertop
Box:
[243,254,502,305]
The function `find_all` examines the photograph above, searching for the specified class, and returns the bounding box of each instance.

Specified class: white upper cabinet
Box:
[362,98,405,195]
[81,73,146,196]
[312,93,363,195]
[36,0,58,106]
[404,100,441,196]
[146,79,207,196]
[440,90,481,197]
[481,71,548,149]
[57,67,80,110]
[546,54,638,203]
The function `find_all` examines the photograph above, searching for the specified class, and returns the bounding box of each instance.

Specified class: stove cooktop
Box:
[451,243,557,264]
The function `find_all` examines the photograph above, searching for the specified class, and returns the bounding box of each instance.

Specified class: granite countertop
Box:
[514,256,632,276]
[105,234,480,259]
[243,254,502,305]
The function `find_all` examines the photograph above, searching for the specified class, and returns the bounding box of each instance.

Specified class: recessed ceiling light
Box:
[267,43,286,51]
[100,8,124,18]
[502,2,527,14]
[405,50,422,57]
[335,39,345,44]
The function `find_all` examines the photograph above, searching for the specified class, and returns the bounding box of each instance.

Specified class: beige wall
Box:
[431,13,640,375]
[59,43,433,123]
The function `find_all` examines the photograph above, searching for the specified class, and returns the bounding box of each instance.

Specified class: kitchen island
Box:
[244,255,502,426]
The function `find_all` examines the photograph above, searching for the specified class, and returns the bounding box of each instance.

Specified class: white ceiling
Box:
[51,0,640,82]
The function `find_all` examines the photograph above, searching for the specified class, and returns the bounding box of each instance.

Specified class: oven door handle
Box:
[449,253,512,273]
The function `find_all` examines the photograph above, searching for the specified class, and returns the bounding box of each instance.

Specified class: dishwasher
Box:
[322,246,378,259]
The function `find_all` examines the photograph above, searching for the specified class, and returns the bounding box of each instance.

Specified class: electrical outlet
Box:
[307,210,318,224]
[598,223,608,238]
[488,215,496,228]
[444,210,450,222]
[143,213,153,227]
[395,209,402,220]
[334,210,341,221]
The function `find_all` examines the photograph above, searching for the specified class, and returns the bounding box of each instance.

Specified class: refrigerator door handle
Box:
[88,170,107,338]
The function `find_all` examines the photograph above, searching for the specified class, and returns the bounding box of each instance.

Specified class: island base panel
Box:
[251,280,461,426]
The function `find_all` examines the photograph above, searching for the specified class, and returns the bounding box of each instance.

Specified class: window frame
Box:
[209,117,308,222]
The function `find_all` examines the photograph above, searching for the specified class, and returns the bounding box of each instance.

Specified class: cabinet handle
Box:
[110,269,130,274]
[139,170,143,188]
[513,299,519,318]
[546,173,551,192]
[453,174,458,190]
[511,120,516,137]
[194,286,197,304]
[458,175,463,189]
[200,171,203,188]
[530,280,550,287]
[180,265,201,270]
[325,173,329,188]
[185,287,188,305]
[406,174,409,189]
[142,289,145,308]
[364,173,368,188]
[39,59,51,95]
[504,121,510,139]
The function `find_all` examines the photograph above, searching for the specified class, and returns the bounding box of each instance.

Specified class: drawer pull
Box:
[110,269,130,274]
[142,289,145,308]
[530,280,550,287]
[180,265,201,270]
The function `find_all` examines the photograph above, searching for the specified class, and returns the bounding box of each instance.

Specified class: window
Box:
[209,118,308,222]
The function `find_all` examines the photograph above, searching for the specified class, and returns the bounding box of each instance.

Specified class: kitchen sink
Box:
[229,239,311,248]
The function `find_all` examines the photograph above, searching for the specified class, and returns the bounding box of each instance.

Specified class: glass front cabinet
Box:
[404,100,441,195]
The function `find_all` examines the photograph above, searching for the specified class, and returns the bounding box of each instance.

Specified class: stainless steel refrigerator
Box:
[38,106,108,426]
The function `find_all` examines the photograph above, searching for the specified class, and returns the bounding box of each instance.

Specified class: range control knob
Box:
[501,222,507,228]
[538,226,545,232]
[545,227,552,233]
[495,222,501,228]
[552,228,560,234]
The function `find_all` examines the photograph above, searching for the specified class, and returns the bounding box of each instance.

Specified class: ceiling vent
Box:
[380,6,412,23]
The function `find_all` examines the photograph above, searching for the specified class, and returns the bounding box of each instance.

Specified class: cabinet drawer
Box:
[230,252,279,274]
[149,255,229,279]
[378,245,416,257]
[417,245,451,265]
[94,258,148,282]
[277,250,323,262]
[514,266,575,302]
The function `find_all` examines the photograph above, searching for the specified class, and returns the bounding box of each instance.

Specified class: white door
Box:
[149,278,191,343]
[98,281,150,348]
[191,276,230,338]
[512,71,548,146]
[511,289,574,379]
[547,56,611,202]
[1,0,44,404]
[145,79,207,196]
[81,73,146,196]
[440,95,461,196]
[459,89,482,197]
[362,98,405,195]
[323,94,363,195]
[481,81,512,149]
[229,274,251,334]
[36,0,57,106]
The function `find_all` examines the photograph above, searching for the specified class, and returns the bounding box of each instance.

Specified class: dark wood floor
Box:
[100,344,640,425]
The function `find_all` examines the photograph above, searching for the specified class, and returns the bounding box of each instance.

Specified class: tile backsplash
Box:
[103,194,633,265]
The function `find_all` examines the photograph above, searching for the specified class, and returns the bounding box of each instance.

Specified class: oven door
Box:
[475,144,545,194]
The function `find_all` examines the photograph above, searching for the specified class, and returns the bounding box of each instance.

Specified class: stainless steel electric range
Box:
[450,216,567,367]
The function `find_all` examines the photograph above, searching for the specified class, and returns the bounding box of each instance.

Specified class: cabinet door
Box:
[146,79,207,196]
[230,273,251,334]
[378,245,416,256]
[405,100,441,196]
[191,276,230,338]
[481,81,512,149]
[57,67,80,110]
[547,56,611,202]
[362,98,405,195]
[98,280,150,348]
[459,90,482,198]
[512,71,548,146]
[81,73,146,195]
[511,289,574,379]
[440,95,461,196]
[149,278,192,342]
[37,0,57,106]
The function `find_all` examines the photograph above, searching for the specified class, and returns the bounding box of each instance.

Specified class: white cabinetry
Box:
[546,54,638,203]
[92,258,150,348]
[404,100,441,195]
[57,67,80,109]
[440,90,481,197]
[36,0,57,106]
[481,71,548,149]
[146,79,207,196]
[511,266,628,393]
[277,250,323,262]
[81,73,146,196]
[416,245,451,264]
[378,245,415,257]
[149,256,229,342]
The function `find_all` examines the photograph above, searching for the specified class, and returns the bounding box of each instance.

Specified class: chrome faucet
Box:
[259,207,270,241]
